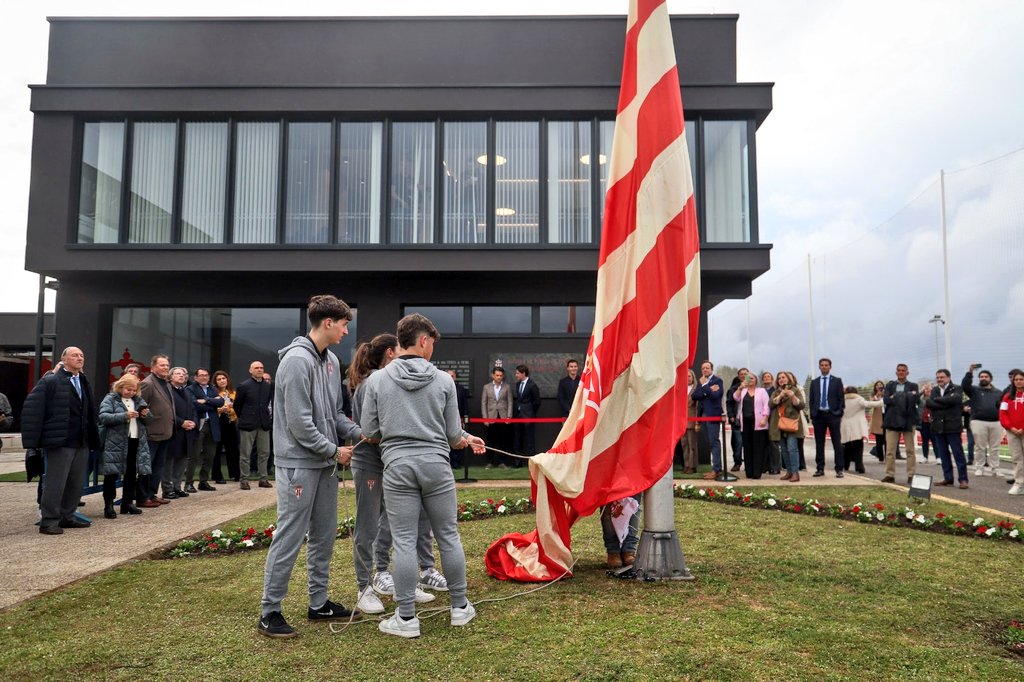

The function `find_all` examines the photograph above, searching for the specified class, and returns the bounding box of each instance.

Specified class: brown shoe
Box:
[258,480,273,489]
[959,481,969,489]
[788,473,800,483]
[935,480,953,486]
[702,471,719,480]
[139,499,161,508]
[622,552,636,567]
[155,497,171,505]
[607,552,623,569]
[682,467,697,474]
[780,472,792,481]
[730,463,742,472]
[240,480,251,491]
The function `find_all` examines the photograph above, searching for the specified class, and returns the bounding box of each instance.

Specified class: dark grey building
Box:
[25,15,772,443]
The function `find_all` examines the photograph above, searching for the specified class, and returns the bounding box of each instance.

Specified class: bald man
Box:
[234,360,274,489]
[21,347,101,534]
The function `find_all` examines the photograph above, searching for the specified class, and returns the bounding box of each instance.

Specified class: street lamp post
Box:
[928,314,945,370]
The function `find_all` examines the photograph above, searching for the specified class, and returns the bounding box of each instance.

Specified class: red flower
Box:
[247,527,256,536]
[264,528,274,537]
[997,520,1015,530]
[874,503,885,511]
[851,505,861,514]
[708,490,717,498]
[976,526,989,535]
[207,543,219,550]
[954,521,964,529]
[936,512,945,520]
[793,505,803,512]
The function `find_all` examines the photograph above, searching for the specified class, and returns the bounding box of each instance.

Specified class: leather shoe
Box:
[258,480,273,489]
[198,482,217,491]
[215,479,227,485]
[185,484,198,494]
[163,491,180,500]
[607,552,623,569]
[812,470,824,477]
[621,551,636,567]
[175,489,190,497]
[934,480,953,486]
[120,504,143,515]
[155,497,171,505]
[240,480,251,490]
[702,471,719,480]
[730,463,741,472]
[959,481,969,489]
[104,504,117,519]
[780,472,792,481]
[835,471,844,478]
[788,473,800,483]
[139,499,161,508]
[39,525,64,535]
[58,518,91,529]
[881,476,896,483]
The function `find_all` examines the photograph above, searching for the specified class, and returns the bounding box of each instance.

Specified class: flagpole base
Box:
[633,530,695,581]
[715,472,739,482]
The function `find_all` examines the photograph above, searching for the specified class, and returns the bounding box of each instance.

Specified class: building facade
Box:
[26,15,772,444]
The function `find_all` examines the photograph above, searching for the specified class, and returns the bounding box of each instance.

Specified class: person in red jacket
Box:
[999,370,1024,496]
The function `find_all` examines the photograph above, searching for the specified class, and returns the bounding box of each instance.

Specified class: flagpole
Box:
[634,466,695,581]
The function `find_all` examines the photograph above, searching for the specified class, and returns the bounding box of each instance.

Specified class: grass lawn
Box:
[0,485,1021,681]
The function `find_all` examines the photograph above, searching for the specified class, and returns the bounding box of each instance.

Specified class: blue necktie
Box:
[71,374,82,399]
[820,376,828,410]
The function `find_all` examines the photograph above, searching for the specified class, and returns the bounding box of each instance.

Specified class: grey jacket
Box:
[97,392,153,476]
[350,374,383,475]
[273,336,361,469]
[360,355,467,467]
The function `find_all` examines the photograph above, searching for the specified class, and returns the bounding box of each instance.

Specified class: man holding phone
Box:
[962,364,1005,477]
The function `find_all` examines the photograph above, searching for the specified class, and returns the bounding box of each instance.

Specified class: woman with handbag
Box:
[734,373,771,479]
[770,371,805,482]
[868,380,886,462]
[212,371,240,483]
[841,386,883,474]
[97,374,153,518]
[680,369,700,474]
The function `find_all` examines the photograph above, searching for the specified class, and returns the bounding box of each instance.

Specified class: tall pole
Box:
[933,319,941,371]
[34,274,45,378]
[939,170,953,370]
[807,254,816,380]
[745,298,752,370]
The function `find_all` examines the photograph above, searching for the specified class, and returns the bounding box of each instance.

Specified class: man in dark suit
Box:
[809,357,845,477]
[185,367,224,491]
[690,360,725,479]
[513,364,542,465]
[234,360,273,489]
[20,346,100,534]
[166,367,198,499]
[556,359,581,417]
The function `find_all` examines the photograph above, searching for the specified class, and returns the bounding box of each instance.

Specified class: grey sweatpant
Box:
[352,466,435,590]
[261,465,338,616]
[383,457,467,618]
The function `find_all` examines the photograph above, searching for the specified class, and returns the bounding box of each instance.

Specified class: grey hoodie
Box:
[273,336,361,469]
[359,355,466,467]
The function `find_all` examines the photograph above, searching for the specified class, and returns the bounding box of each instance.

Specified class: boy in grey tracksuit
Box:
[257,296,362,639]
[360,314,485,638]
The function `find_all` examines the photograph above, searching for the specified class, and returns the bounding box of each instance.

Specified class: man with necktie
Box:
[512,364,541,466]
[21,346,100,534]
[808,357,846,477]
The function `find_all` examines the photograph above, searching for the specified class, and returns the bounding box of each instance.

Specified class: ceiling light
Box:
[495,207,516,217]
[580,153,607,165]
[477,154,507,166]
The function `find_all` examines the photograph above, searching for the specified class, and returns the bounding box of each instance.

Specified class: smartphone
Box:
[971,363,982,370]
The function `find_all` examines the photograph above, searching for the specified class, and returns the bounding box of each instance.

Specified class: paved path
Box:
[0,444,1019,614]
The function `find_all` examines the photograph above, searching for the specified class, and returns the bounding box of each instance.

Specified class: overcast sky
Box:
[2,1,1022,381]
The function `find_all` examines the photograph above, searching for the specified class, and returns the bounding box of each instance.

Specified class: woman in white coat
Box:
[841,386,883,474]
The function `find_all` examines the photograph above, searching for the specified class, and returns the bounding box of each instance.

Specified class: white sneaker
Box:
[1009,484,1023,496]
[975,467,985,477]
[993,468,1006,478]
[356,586,385,614]
[378,612,420,638]
[451,601,477,626]
[414,587,436,603]
[419,567,449,592]
[372,571,395,596]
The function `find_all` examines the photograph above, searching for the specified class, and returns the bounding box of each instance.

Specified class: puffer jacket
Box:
[98,393,153,476]
[21,370,100,450]
[925,383,964,434]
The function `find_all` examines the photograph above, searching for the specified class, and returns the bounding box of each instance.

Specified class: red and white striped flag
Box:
[485,0,701,581]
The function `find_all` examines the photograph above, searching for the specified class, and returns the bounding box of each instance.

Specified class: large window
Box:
[77,122,124,244]
[181,122,228,244]
[233,122,280,244]
[704,120,750,243]
[442,122,487,244]
[390,122,435,244]
[77,117,754,247]
[402,306,464,335]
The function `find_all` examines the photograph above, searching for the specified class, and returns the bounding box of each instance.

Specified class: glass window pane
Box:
[685,119,697,196]
[181,122,228,244]
[495,122,539,244]
[547,121,591,244]
[472,306,532,334]
[389,122,435,244]
[403,306,464,335]
[233,122,280,243]
[442,122,487,244]
[128,122,177,244]
[598,120,614,228]
[539,305,595,335]
[286,122,331,244]
[78,122,125,244]
[338,122,382,244]
[703,120,750,243]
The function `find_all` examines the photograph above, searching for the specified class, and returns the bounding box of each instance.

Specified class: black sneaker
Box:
[308,599,360,622]
[257,611,297,639]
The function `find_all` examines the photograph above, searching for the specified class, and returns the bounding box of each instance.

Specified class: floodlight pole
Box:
[634,465,695,581]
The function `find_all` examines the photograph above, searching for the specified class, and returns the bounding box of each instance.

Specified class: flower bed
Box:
[674,484,1023,543]
[167,495,533,558]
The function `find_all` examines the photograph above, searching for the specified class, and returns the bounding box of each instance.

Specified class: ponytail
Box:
[347,333,399,391]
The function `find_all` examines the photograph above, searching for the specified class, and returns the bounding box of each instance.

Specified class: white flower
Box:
[725,485,735,491]
[211,529,223,538]
[1010,529,1019,539]
[972,517,985,527]
[905,511,916,520]
[914,514,927,524]
[497,504,507,514]
[876,512,885,521]
[766,498,777,507]
[242,539,254,547]
[698,489,707,497]
[223,538,232,546]
[985,527,997,536]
